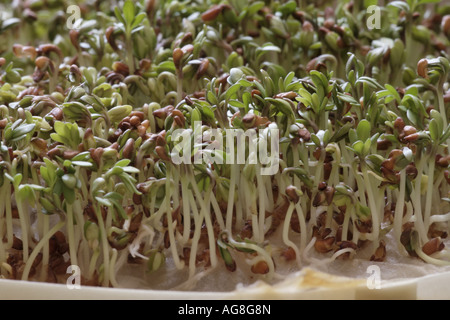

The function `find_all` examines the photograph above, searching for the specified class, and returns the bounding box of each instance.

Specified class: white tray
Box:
[1,268,449,300]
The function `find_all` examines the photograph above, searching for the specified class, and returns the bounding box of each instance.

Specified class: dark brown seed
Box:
[38,44,63,61]
[173,116,185,128]
[35,56,50,70]
[164,231,170,248]
[313,192,326,207]
[201,4,224,22]
[139,59,151,71]
[422,237,445,256]
[130,115,141,127]
[377,139,392,150]
[173,48,183,69]
[0,118,7,130]
[381,158,395,171]
[297,128,311,141]
[274,91,297,100]
[12,235,23,250]
[405,164,418,179]
[90,147,104,166]
[403,125,417,136]
[58,242,69,255]
[63,149,79,160]
[324,186,335,205]
[417,58,429,78]
[112,61,129,76]
[69,29,80,50]
[122,138,135,160]
[355,219,373,233]
[181,44,194,55]
[133,193,142,205]
[394,117,405,131]
[11,207,19,219]
[105,26,118,50]
[370,240,386,261]
[130,111,145,121]
[442,15,450,35]
[404,133,419,142]
[285,185,299,203]
[436,154,450,167]
[47,147,62,159]
[318,181,327,191]
[48,107,63,120]
[129,212,143,233]
[314,237,335,253]
[281,247,296,261]
[251,260,270,274]
[196,59,210,79]
[155,146,170,161]
[313,147,322,160]
[388,149,403,160]
[335,240,357,259]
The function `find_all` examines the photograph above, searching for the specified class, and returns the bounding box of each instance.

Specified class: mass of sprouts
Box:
[0,0,449,290]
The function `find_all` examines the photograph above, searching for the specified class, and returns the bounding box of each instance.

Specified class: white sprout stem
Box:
[282,202,301,265]
[228,235,275,280]
[15,197,29,262]
[353,163,367,207]
[394,169,406,249]
[351,209,361,244]
[1,183,13,248]
[415,246,450,266]
[180,172,191,244]
[66,203,78,268]
[423,155,435,232]
[294,202,307,253]
[361,164,380,249]
[264,174,275,213]
[325,205,334,229]
[165,169,184,270]
[342,203,353,242]
[429,212,450,223]
[202,191,218,268]
[187,169,218,269]
[109,248,120,288]
[0,224,5,263]
[73,198,88,272]
[310,151,325,227]
[436,87,449,153]
[235,188,244,231]
[39,213,50,281]
[209,188,225,230]
[177,70,183,103]
[302,237,319,264]
[226,163,237,232]
[433,173,445,206]
[412,156,429,243]
[256,165,267,243]
[187,193,201,278]
[0,186,5,249]
[105,205,113,236]
[95,203,110,287]
[88,248,100,279]
[328,248,355,262]
[79,169,90,204]
[292,144,300,187]
[171,168,181,210]
[21,220,65,281]
[339,140,355,189]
